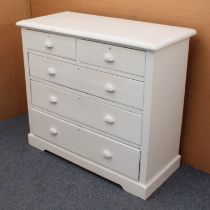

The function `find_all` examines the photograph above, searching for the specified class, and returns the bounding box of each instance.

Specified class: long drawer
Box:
[78,39,146,76]
[29,53,144,109]
[31,80,142,145]
[31,109,140,180]
[24,30,76,60]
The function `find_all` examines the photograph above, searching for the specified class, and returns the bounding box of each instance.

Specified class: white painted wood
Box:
[16,11,196,50]
[24,29,76,60]
[31,109,140,180]
[29,53,144,109]
[28,48,144,82]
[17,12,196,199]
[30,80,142,145]
[140,39,190,184]
[78,39,146,76]
[30,79,143,140]
[20,30,34,133]
[28,133,180,200]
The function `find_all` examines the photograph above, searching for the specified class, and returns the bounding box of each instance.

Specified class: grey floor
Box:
[0,115,210,210]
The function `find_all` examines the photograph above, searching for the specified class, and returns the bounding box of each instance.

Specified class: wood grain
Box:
[0,0,31,120]
[29,0,210,173]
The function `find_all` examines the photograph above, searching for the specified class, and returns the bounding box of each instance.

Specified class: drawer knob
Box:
[104,83,115,93]
[103,52,115,62]
[44,40,53,49]
[49,127,58,135]
[47,67,56,76]
[49,95,58,104]
[103,150,112,159]
[104,114,115,124]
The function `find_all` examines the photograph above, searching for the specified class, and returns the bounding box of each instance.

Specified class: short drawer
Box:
[31,109,140,180]
[31,80,142,145]
[23,30,76,60]
[78,39,146,76]
[29,53,144,109]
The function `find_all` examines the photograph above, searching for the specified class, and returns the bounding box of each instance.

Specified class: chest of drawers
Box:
[17,12,196,199]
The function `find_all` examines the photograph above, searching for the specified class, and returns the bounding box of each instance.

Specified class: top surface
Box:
[17,11,196,50]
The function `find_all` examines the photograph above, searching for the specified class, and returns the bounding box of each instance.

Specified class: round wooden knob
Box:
[49,127,58,136]
[104,83,115,93]
[103,150,113,159]
[49,95,58,104]
[104,114,115,124]
[103,52,115,62]
[44,40,53,49]
[47,67,56,76]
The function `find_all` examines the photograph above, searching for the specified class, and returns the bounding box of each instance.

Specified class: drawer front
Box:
[24,30,76,60]
[31,80,142,145]
[31,109,140,180]
[78,39,146,76]
[29,53,144,109]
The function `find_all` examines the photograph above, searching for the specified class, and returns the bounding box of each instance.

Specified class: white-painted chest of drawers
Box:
[17,12,196,199]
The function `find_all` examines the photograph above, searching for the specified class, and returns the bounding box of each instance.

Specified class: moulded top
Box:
[16,11,196,50]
